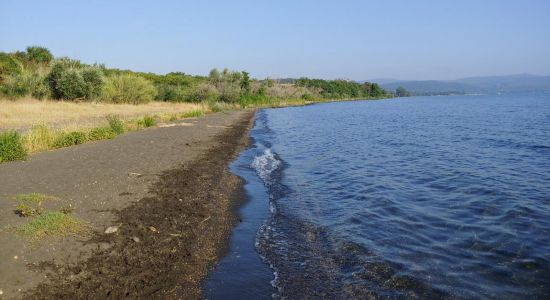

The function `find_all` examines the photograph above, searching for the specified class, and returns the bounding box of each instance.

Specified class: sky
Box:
[1,0,549,80]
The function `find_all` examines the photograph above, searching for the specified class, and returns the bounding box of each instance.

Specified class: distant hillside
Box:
[376,74,550,95]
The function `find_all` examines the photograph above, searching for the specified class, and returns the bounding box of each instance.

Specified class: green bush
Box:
[0,53,22,80]
[26,46,53,64]
[0,70,51,100]
[81,67,104,98]
[156,84,196,102]
[301,93,315,101]
[88,127,116,141]
[47,58,104,100]
[138,116,156,127]
[102,74,157,104]
[239,93,270,106]
[31,76,51,99]
[53,131,87,148]
[0,131,28,163]
[106,115,124,135]
[0,73,31,99]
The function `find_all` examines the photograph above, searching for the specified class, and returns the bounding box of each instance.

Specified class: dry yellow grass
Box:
[0,98,207,132]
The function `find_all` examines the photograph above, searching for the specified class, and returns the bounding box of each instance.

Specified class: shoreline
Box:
[0,110,256,299]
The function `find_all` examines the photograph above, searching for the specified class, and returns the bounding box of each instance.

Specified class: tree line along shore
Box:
[0,46,392,163]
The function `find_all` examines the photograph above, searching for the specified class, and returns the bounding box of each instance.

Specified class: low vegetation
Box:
[102,73,157,104]
[0,131,27,162]
[15,193,49,217]
[0,46,391,163]
[137,115,156,128]
[53,131,87,148]
[13,193,87,240]
[1,46,390,105]
[18,211,85,240]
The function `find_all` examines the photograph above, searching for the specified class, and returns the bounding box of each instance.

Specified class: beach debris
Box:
[148,226,158,233]
[169,233,182,237]
[128,172,142,177]
[131,236,140,243]
[0,289,3,295]
[104,226,119,234]
[13,255,18,260]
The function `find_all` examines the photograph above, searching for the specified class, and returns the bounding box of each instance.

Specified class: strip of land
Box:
[0,110,255,299]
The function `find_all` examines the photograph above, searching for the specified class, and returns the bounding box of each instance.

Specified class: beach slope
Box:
[0,110,255,299]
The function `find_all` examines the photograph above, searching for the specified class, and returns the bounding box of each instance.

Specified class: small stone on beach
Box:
[104,226,119,234]
[131,236,140,242]
[148,226,158,233]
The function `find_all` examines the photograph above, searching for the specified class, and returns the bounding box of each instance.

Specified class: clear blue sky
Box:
[1,0,549,80]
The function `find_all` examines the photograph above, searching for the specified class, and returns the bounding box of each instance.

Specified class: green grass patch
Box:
[22,124,56,153]
[13,193,85,240]
[181,109,205,118]
[53,131,87,148]
[15,192,50,216]
[88,126,116,141]
[106,115,124,135]
[168,114,178,121]
[0,131,28,163]
[18,211,86,240]
[137,115,156,128]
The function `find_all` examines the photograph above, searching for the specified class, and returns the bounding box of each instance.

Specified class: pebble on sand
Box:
[104,226,119,234]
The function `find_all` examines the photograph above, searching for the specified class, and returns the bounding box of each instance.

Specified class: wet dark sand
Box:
[0,110,255,299]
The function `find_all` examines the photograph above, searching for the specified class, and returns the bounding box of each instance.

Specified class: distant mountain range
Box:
[372,74,550,95]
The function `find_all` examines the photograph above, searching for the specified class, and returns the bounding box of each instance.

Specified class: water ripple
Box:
[254,93,550,299]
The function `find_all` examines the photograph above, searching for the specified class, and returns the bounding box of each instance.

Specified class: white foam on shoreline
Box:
[251,148,281,183]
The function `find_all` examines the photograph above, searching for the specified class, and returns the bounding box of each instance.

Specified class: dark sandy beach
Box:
[0,110,255,299]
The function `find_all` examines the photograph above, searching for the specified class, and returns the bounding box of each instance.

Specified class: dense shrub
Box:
[0,70,51,100]
[194,83,220,102]
[156,84,196,102]
[30,76,51,99]
[102,74,157,104]
[26,46,53,64]
[47,58,104,100]
[0,53,22,80]
[53,131,87,148]
[0,74,30,99]
[88,127,116,141]
[301,93,315,101]
[81,67,104,98]
[0,131,28,162]
[295,78,387,98]
[106,115,124,135]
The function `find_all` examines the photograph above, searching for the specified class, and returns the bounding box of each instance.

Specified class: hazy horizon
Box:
[1,0,549,81]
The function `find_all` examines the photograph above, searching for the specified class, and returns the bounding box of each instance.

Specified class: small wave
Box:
[251,148,282,184]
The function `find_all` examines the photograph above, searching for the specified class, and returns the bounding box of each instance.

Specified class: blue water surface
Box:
[208,92,550,299]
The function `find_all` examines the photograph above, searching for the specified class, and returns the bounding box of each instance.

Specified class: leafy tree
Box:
[369,83,384,97]
[241,71,250,93]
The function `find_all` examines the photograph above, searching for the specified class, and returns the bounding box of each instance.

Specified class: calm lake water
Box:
[206,92,550,299]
